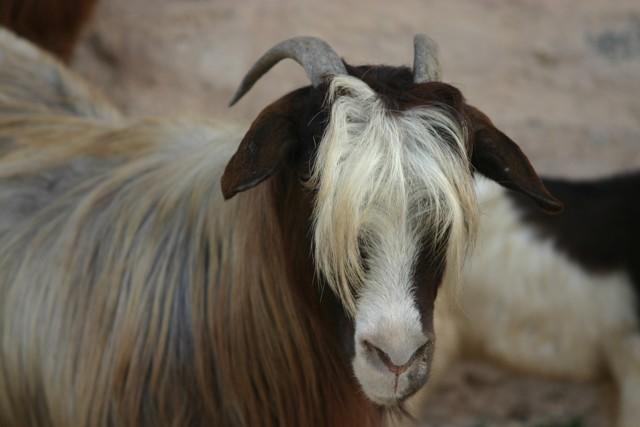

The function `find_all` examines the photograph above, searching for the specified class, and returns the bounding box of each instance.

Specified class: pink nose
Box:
[362,339,427,375]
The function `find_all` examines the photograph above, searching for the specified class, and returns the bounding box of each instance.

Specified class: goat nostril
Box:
[362,339,428,375]
[361,339,375,353]
[411,342,428,364]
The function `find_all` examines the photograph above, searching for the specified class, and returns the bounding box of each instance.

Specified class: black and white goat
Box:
[415,174,640,427]
[0,29,559,426]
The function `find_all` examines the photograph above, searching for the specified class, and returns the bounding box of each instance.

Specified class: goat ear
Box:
[468,107,563,213]
[221,89,308,200]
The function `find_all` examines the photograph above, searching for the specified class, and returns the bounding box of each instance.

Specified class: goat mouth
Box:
[367,394,400,407]
[366,383,422,407]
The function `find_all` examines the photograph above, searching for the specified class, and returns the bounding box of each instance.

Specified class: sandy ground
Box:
[71,1,640,425]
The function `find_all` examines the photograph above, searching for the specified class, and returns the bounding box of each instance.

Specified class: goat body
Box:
[423,175,640,427]
[0,29,380,427]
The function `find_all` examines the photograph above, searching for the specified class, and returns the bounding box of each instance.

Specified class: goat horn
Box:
[413,34,441,83]
[229,36,347,106]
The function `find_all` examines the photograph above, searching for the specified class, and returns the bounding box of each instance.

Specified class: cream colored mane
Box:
[310,76,478,315]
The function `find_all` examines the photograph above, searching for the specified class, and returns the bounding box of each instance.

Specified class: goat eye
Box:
[298,168,312,183]
[357,236,371,274]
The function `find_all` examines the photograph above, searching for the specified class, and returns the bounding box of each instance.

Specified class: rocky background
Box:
[72,1,640,426]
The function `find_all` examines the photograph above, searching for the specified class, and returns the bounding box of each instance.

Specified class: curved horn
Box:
[413,34,441,83]
[229,36,347,106]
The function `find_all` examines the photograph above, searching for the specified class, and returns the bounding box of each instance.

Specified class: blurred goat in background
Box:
[0,0,97,61]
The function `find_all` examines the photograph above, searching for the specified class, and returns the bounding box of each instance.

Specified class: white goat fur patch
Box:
[446,177,639,379]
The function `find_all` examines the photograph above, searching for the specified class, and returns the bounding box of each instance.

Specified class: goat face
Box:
[221,36,561,407]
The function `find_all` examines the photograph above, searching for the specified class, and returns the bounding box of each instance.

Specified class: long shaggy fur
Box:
[0,28,380,427]
[0,29,118,120]
[310,76,478,315]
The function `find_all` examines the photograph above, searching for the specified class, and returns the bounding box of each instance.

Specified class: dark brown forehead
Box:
[344,63,465,113]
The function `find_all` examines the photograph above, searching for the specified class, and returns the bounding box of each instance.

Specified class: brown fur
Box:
[0,28,383,427]
[0,0,97,61]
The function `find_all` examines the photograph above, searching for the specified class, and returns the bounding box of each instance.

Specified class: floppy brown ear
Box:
[467,106,563,214]
[221,88,309,200]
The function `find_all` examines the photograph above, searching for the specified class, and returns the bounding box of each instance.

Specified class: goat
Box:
[0,0,98,61]
[411,174,640,427]
[0,28,561,426]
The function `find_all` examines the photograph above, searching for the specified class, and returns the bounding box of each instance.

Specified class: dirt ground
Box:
[72,1,640,425]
